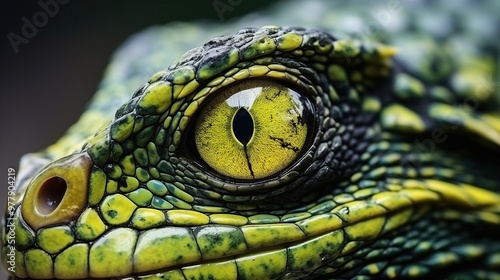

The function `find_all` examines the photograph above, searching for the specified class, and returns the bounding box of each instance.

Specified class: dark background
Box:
[0,1,274,279]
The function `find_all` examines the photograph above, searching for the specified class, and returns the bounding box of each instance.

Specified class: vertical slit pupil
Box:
[233,108,254,145]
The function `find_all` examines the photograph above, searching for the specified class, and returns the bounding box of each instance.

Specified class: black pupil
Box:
[233,108,254,145]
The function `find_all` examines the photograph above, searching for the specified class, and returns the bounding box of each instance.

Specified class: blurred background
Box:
[0,1,274,279]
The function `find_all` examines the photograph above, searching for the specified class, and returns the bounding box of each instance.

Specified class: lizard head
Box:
[4,25,500,279]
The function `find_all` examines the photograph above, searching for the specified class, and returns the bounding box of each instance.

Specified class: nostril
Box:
[37,177,67,215]
[22,152,92,230]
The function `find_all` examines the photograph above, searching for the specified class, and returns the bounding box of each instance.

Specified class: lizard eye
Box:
[193,79,315,180]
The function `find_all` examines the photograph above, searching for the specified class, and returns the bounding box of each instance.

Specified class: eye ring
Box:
[186,78,317,182]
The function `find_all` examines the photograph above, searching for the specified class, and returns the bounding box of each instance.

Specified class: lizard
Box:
[2,0,500,279]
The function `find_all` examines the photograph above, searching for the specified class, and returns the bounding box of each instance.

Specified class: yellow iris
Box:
[194,79,312,180]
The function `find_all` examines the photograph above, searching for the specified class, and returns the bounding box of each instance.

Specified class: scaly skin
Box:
[2,1,500,279]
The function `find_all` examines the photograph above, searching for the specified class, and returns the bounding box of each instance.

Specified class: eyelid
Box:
[191,78,315,182]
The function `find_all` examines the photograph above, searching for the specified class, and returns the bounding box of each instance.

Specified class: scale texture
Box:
[2,1,500,279]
